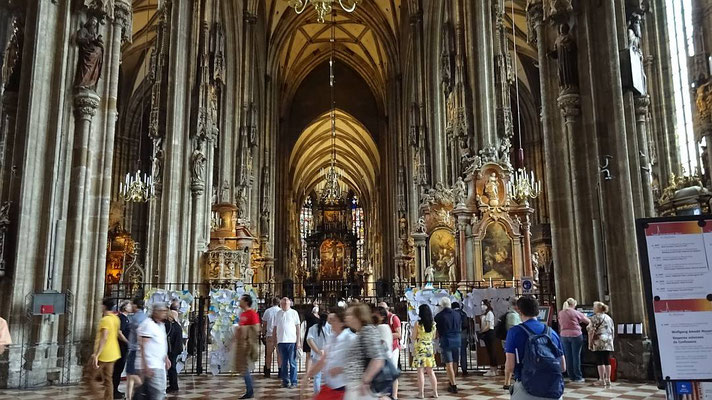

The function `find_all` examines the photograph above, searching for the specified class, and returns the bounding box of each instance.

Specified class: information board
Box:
[636,217,712,382]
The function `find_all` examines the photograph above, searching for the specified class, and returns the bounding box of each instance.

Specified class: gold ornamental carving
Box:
[205,202,256,282]
[696,81,712,136]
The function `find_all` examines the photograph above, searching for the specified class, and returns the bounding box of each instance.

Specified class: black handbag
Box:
[359,330,401,395]
[370,358,400,395]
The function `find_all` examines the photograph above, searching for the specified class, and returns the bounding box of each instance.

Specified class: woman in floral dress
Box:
[587,301,615,387]
[412,304,438,398]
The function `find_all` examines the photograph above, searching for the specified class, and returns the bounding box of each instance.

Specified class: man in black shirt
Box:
[434,297,462,393]
[452,302,469,376]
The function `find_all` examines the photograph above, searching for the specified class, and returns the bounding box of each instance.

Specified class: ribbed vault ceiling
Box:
[267,0,401,110]
[504,0,536,61]
[289,110,380,206]
[123,0,159,94]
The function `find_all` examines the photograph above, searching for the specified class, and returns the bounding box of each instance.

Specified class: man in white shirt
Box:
[137,303,171,400]
[262,297,281,378]
[272,297,301,388]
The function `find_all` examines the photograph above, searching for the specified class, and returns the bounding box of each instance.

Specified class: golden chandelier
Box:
[287,0,361,23]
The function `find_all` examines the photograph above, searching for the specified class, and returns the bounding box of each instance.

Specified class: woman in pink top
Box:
[557,298,590,383]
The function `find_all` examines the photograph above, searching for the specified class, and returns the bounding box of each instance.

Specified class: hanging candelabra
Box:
[119,3,154,204]
[314,13,347,204]
[120,170,153,203]
[287,0,361,23]
[507,168,541,204]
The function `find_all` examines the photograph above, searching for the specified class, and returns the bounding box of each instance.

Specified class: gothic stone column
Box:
[635,95,655,216]
[587,0,649,379]
[452,205,471,281]
[412,231,427,283]
[526,0,578,304]
[64,89,102,353]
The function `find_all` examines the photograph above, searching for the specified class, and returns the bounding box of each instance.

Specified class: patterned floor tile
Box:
[0,373,666,399]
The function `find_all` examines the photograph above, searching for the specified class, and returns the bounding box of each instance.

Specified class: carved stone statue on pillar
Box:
[416,216,426,233]
[553,23,578,93]
[398,214,408,237]
[74,16,104,90]
[424,265,434,282]
[152,141,164,190]
[244,265,254,283]
[191,144,207,194]
[453,177,466,206]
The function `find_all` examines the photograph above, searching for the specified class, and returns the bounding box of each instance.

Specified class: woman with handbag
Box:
[412,304,438,399]
[343,303,389,400]
[587,301,615,387]
[480,299,499,377]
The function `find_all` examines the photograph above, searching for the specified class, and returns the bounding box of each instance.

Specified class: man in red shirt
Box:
[236,294,260,399]
[379,301,401,400]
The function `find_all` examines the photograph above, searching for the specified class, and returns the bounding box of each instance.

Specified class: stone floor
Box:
[0,373,665,399]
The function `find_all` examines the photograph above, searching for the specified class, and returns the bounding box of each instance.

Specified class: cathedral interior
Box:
[0,0,711,389]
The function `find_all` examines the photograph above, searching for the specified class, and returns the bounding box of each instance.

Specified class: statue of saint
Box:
[485,173,499,206]
[424,265,435,283]
[448,257,457,282]
[191,147,206,185]
[74,17,104,89]
[554,23,578,92]
[416,216,426,233]
[454,177,467,205]
[398,215,408,237]
[627,14,642,54]
[244,266,254,283]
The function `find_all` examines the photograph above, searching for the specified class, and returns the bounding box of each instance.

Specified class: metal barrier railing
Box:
[102,279,556,376]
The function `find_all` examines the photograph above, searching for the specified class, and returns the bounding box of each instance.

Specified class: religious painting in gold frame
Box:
[481,221,514,280]
[319,239,345,279]
[429,228,455,281]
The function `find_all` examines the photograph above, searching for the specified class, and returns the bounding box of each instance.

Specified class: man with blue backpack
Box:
[504,296,566,400]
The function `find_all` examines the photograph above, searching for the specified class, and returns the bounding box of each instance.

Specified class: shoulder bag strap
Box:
[518,322,536,338]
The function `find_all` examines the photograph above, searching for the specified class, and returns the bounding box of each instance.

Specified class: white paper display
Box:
[207,285,258,375]
[642,220,712,381]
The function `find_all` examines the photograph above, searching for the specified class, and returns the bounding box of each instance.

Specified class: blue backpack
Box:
[519,323,565,399]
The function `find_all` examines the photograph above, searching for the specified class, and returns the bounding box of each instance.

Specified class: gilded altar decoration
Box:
[482,222,514,280]
[656,173,712,216]
[205,202,257,282]
[464,159,534,281]
[319,239,345,279]
[105,224,136,285]
[696,81,712,133]
[429,228,455,282]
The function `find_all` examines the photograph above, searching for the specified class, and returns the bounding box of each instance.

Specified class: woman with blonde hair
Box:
[587,301,614,386]
[558,298,590,383]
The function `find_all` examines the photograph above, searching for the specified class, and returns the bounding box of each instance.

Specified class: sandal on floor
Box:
[592,380,606,386]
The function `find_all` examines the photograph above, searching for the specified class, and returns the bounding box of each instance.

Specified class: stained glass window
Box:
[665,0,699,175]
[300,197,313,271]
[351,196,365,271]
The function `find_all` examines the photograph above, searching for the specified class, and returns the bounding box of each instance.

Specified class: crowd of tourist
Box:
[76,293,615,400]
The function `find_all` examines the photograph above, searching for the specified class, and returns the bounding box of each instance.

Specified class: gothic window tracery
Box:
[351,196,364,271]
[300,197,313,271]
[666,0,700,174]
